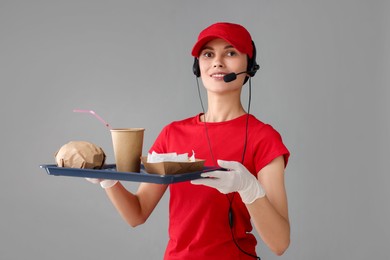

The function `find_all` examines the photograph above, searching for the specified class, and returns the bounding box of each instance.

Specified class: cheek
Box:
[232,59,248,72]
[200,72,211,85]
[236,74,247,85]
[199,60,210,75]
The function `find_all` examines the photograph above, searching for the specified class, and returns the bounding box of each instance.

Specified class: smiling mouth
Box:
[210,73,226,79]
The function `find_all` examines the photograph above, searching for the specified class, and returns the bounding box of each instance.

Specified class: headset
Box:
[192,41,260,84]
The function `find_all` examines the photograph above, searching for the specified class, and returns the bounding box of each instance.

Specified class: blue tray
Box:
[40,164,219,184]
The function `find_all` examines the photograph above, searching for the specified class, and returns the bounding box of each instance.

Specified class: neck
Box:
[202,95,246,122]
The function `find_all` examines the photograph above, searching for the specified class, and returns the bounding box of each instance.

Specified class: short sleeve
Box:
[149,125,169,154]
[253,124,290,172]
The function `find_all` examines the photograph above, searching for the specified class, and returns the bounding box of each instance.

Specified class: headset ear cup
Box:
[247,59,255,77]
[243,42,259,84]
[193,58,200,77]
[247,63,259,77]
[247,41,259,78]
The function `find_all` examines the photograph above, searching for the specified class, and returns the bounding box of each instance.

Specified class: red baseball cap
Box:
[191,22,253,58]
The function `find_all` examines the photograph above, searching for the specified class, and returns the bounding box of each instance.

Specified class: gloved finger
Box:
[217,160,241,171]
[85,178,101,184]
[191,176,223,187]
[200,170,228,179]
[100,180,118,189]
[191,171,226,184]
[191,178,213,185]
[191,177,230,194]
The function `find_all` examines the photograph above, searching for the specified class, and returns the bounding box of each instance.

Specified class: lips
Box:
[210,73,227,79]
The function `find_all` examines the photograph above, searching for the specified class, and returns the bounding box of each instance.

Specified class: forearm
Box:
[104,182,145,227]
[104,182,168,228]
[247,196,290,256]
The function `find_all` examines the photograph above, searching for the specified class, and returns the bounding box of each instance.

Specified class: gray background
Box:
[1,0,389,259]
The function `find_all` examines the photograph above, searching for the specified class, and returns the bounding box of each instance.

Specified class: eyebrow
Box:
[201,44,235,52]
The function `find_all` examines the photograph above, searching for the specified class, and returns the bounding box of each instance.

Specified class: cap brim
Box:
[191,36,219,57]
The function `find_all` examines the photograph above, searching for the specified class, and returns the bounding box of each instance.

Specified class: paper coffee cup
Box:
[110,128,145,172]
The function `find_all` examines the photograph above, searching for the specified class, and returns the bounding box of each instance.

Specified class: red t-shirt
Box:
[150,114,290,260]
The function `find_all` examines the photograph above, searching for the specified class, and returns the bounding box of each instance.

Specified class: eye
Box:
[227,50,238,57]
[201,51,214,58]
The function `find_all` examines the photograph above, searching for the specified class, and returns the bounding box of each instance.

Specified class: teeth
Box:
[212,74,225,77]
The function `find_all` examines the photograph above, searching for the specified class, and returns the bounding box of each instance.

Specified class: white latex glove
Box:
[85,178,118,189]
[191,160,265,204]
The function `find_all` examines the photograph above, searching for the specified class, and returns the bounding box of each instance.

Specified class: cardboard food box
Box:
[141,156,205,175]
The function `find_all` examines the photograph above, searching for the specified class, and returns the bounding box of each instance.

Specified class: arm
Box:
[104,182,168,227]
[191,155,290,255]
[246,156,290,255]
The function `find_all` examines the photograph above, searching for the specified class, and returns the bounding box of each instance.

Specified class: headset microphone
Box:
[223,65,260,83]
[223,71,247,83]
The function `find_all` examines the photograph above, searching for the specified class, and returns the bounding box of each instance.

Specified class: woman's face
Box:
[198,38,248,93]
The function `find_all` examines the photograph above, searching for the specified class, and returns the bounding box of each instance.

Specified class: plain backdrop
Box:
[1,0,389,259]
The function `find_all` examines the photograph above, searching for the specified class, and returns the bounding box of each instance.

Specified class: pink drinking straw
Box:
[73,109,112,129]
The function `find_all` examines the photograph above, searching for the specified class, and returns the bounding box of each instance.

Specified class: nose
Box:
[212,55,224,68]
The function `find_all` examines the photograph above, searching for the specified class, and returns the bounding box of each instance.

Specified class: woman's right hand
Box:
[85,178,118,189]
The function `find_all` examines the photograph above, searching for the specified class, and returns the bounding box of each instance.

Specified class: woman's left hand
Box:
[191,160,265,204]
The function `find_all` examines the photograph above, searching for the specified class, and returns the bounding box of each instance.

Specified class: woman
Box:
[94,22,290,259]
